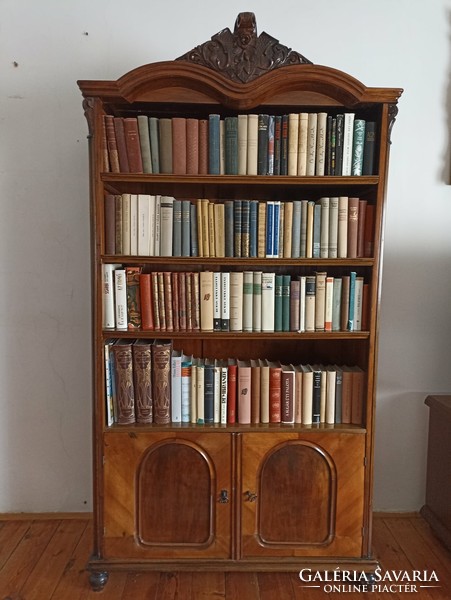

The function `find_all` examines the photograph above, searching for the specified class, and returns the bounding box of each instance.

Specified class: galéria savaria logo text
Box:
[299,568,441,594]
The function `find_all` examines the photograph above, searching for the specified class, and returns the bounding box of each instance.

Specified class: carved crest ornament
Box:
[177,12,312,83]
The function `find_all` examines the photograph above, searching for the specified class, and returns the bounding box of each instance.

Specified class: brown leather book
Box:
[104,115,120,173]
[111,341,136,424]
[341,366,353,424]
[139,273,154,331]
[198,119,209,174]
[364,204,375,257]
[357,199,367,257]
[113,117,130,172]
[163,271,174,332]
[101,116,110,172]
[268,360,282,423]
[132,340,153,424]
[172,117,187,175]
[171,271,180,332]
[178,272,187,331]
[151,340,172,424]
[151,272,160,331]
[186,118,199,174]
[123,117,143,173]
[227,358,237,424]
[104,194,116,255]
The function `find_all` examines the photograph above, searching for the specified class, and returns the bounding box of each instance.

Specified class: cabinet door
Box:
[102,431,233,559]
[240,432,365,558]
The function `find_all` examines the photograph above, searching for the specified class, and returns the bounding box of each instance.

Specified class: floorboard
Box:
[0,514,449,599]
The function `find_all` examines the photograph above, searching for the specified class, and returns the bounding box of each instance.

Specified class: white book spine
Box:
[220,366,228,425]
[287,113,299,176]
[342,113,355,176]
[130,194,138,256]
[102,263,120,329]
[114,268,127,330]
[261,272,275,332]
[137,194,151,256]
[299,276,306,333]
[301,368,313,425]
[221,272,230,330]
[253,271,262,332]
[230,271,244,331]
[320,197,330,259]
[237,114,248,175]
[328,197,339,258]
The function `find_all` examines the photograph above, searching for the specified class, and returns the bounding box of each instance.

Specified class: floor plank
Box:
[0,514,450,599]
[0,519,60,596]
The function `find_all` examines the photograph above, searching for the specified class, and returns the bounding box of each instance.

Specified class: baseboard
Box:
[0,511,93,521]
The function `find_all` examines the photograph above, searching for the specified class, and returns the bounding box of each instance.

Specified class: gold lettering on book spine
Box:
[114,347,135,424]
[152,344,171,424]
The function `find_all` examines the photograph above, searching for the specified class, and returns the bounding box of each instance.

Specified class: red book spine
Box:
[269,363,281,423]
[172,117,187,175]
[139,273,154,331]
[123,118,143,173]
[171,272,180,332]
[178,272,187,331]
[186,118,199,174]
[104,115,120,173]
[113,117,130,172]
[227,361,237,424]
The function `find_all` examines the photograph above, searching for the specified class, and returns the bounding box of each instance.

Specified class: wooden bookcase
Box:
[78,13,402,591]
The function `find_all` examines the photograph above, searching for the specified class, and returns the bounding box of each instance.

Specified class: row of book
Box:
[105,339,365,427]
[103,265,369,333]
[106,194,374,259]
[103,113,376,177]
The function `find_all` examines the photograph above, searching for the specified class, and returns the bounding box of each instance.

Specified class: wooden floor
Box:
[0,514,449,599]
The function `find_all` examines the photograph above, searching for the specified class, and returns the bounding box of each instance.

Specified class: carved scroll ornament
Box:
[177,12,312,83]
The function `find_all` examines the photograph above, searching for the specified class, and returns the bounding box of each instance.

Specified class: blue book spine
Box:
[208,114,221,174]
[291,200,302,258]
[172,199,182,257]
[181,200,191,257]
[282,274,291,332]
[190,203,198,257]
[257,114,269,175]
[275,275,283,332]
[249,200,258,257]
[265,201,274,258]
[313,203,321,258]
[234,200,242,258]
[273,201,280,258]
[224,200,234,257]
[274,115,282,175]
[225,116,238,175]
[241,199,250,258]
[347,271,357,331]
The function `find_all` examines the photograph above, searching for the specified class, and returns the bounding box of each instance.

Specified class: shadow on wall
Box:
[443,9,451,183]
[374,390,430,511]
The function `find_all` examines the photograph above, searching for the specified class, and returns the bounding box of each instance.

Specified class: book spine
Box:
[111,342,135,424]
[257,114,269,175]
[208,114,221,174]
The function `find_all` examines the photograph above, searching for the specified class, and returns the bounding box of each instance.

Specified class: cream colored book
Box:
[208,202,215,257]
[200,271,214,331]
[315,271,327,331]
[329,196,339,258]
[300,365,313,425]
[338,196,348,258]
[287,113,299,176]
[326,367,337,424]
[306,112,318,176]
[121,193,131,255]
[201,198,210,258]
[237,114,248,175]
[214,203,225,258]
[261,272,275,332]
[283,201,293,258]
[259,358,270,424]
[247,114,259,175]
[320,197,330,259]
[257,202,266,258]
[297,112,309,176]
[315,112,328,176]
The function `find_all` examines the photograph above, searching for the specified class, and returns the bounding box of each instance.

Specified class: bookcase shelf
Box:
[79,12,402,591]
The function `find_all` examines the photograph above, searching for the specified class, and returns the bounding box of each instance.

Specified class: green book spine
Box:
[275,274,283,332]
[351,119,366,176]
[282,274,291,332]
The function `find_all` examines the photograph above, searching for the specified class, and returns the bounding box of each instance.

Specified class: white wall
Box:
[0,0,450,512]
